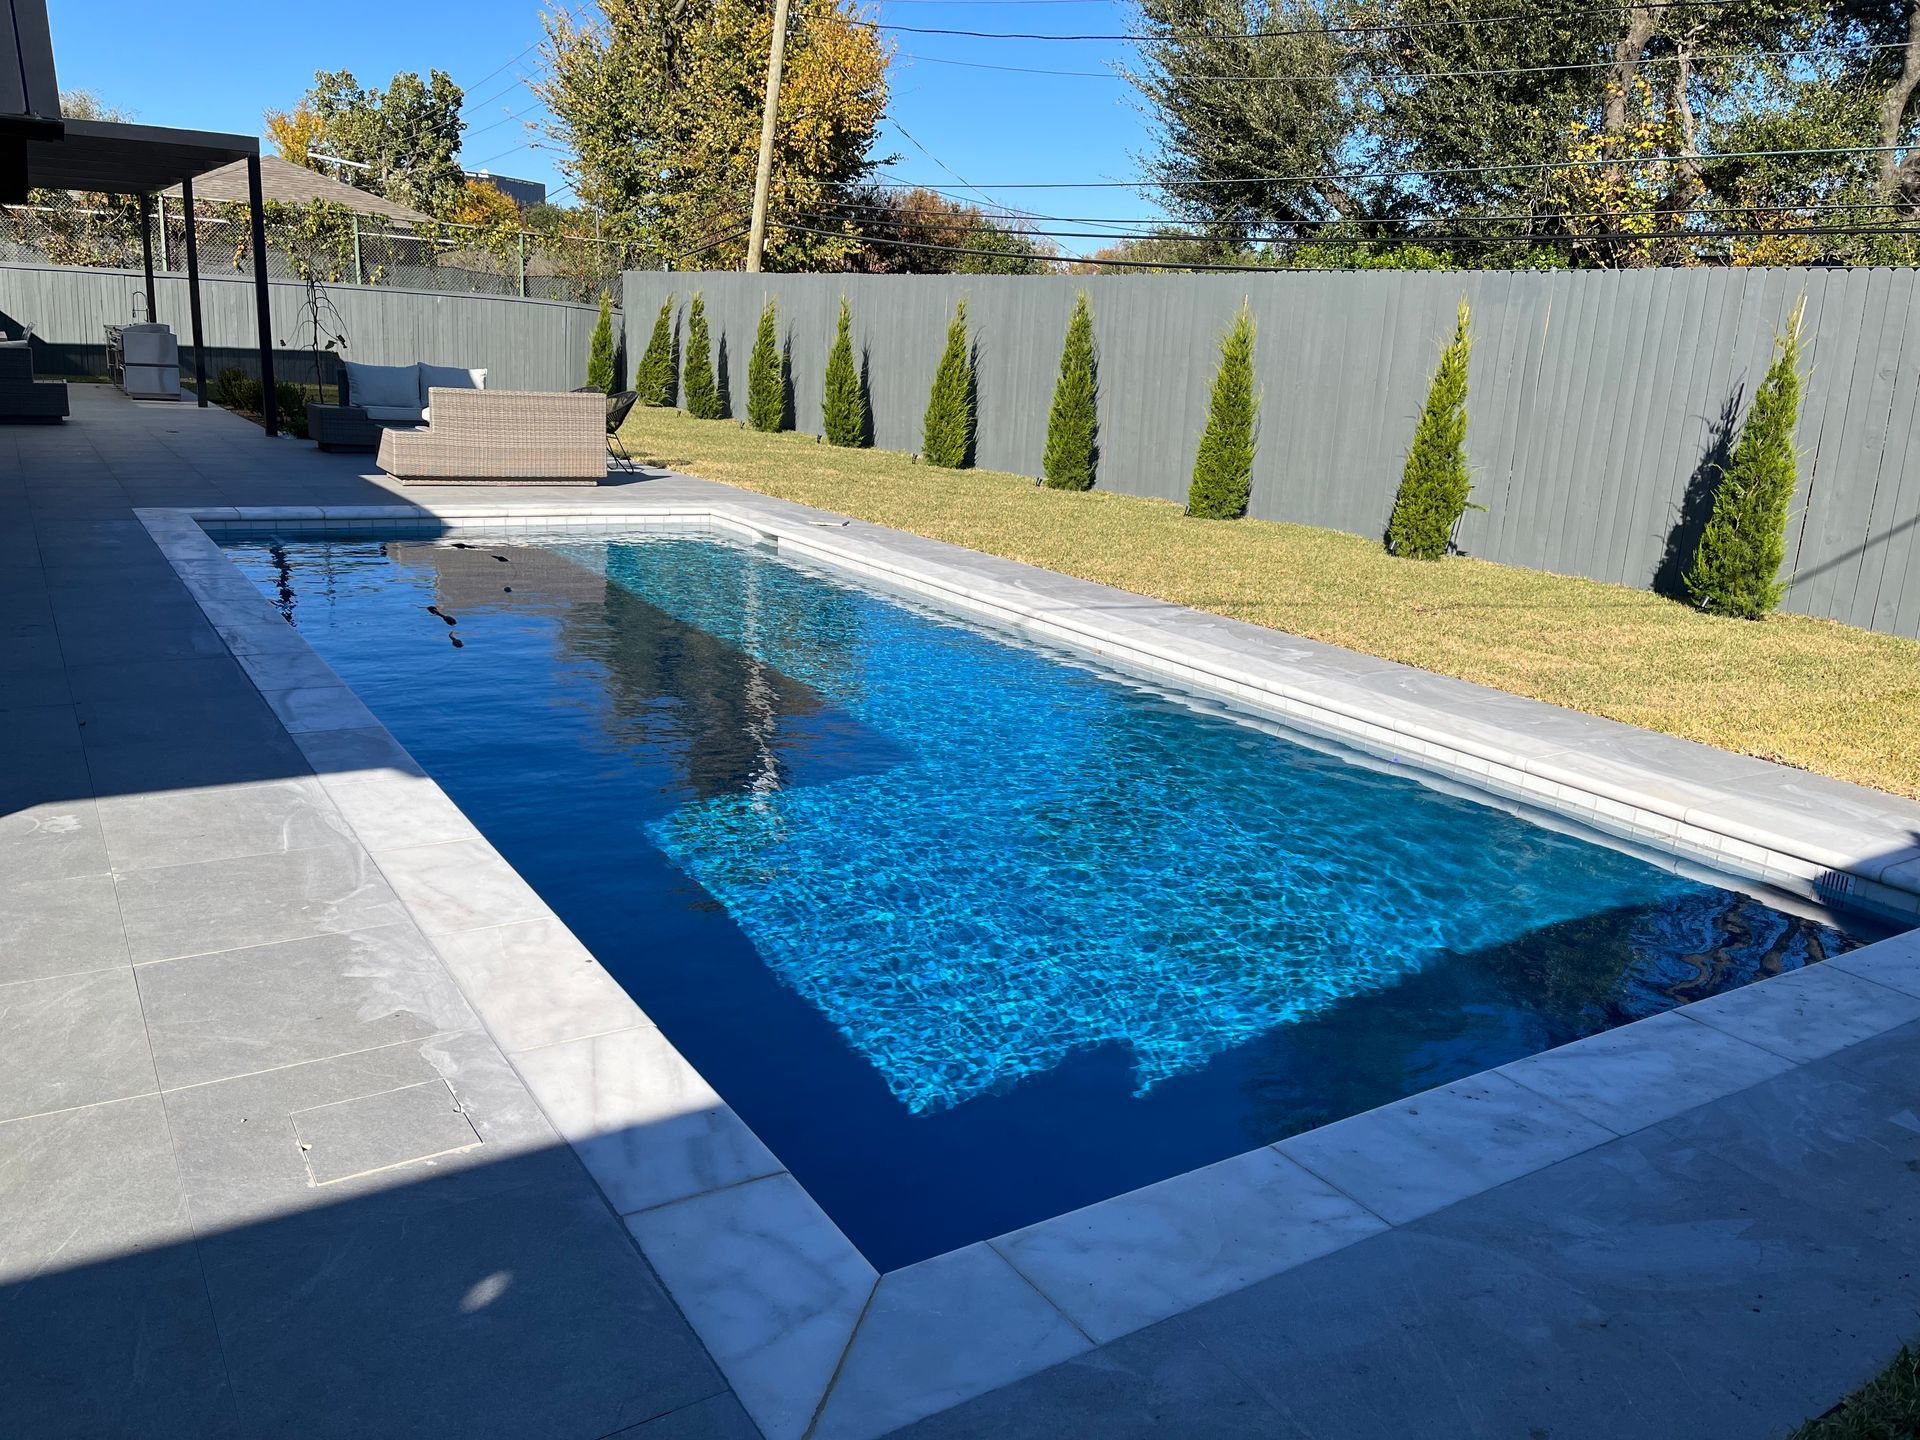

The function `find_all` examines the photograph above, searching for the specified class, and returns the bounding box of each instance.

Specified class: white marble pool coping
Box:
[136,494,1920,1440]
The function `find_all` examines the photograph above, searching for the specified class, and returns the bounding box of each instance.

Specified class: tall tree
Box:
[1685,298,1807,619]
[748,299,785,432]
[684,292,724,419]
[839,187,1057,274]
[537,0,890,270]
[1125,0,1364,244]
[1387,299,1476,560]
[268,70,467,217]
[921,300,974,468]
[1042,293,1098,490]
[822,297,865,446]
[1186,303,1258,519]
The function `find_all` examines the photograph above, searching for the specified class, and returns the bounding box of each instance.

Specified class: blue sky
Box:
[49,0,1163,254]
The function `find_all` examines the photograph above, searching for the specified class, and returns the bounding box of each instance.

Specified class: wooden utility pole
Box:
[744,0,792,274]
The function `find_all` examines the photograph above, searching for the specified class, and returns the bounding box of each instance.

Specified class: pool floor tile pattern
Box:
[5,386,1920,1440]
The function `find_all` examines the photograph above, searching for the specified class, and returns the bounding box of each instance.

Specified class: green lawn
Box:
[618,407,1920,801]
[1791,1345,1920,1438]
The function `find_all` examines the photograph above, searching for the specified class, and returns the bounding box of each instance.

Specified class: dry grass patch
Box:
[621,408,1920,800]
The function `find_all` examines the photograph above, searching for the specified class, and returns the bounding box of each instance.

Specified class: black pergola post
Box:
[137,190,155,321]
[181,173,206,407]
[245,153,277,437]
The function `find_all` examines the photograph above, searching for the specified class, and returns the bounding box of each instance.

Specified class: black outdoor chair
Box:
[577,387,639,470]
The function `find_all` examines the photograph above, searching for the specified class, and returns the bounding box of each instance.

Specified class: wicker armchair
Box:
[375,389,606,485]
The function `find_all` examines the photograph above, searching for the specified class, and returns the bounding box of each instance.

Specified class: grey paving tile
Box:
[610,1393,761,1440]
[1681,961,1920,1064]
[54,612,230,666]
[1652,1048,1920,1250]
[1826,927,1920,998]
[292,723,426,780]
[812,1243,1092,1440]
[631,1173,876,1440]
[292,1077,483,1184]
[81,726,313,795]
[161,1030,556,1232]
[516,1024,781,1215]
[0,796,109,884]
[0,967,155,1122]
[114,843,409,963]
[96,777,352,870]
[434,916,647,1052]
[136,924,477,1090]
[1275,1071,1616,1226]
[0,1094,241,1440]
[1496,1010,1796,1136]
[0,872,128,985]
[993,1148,1387,1347]
[374,837,550,934]
[197,1161,721,1440]
[889,1320,1293,1440]
[322,769,478,850]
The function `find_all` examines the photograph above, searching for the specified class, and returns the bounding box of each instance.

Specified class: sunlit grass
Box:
[620,406,1920,800]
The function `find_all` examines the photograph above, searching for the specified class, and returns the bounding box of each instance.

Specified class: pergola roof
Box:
[22,117,257,194]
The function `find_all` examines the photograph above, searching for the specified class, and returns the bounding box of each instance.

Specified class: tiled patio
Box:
[6,384,1920,1440]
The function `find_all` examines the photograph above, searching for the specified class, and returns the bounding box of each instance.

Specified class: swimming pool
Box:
[228,530,1867,1269]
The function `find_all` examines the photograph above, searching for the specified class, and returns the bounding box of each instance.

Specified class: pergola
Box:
[0,2,284,433]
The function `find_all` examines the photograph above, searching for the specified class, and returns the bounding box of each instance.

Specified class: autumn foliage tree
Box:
[538,0,890,270]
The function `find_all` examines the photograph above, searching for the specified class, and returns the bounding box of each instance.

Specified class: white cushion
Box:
[417,364,486,406]
[345,361,420,410]
[363,404,425,424]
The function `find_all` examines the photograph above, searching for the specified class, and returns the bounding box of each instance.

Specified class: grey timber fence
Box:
[626,267,1920,638]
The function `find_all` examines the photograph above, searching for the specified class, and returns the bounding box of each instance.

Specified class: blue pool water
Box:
[229,532,1866,1268]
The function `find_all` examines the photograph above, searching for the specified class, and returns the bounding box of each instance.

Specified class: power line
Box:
[907,38,1907,82]
[816,192,1920,231]
[770,218,1271,268]
[863,141,1920,192]
[779,212,1920,261]
[858,0,1742,43]
[460,39,546,102]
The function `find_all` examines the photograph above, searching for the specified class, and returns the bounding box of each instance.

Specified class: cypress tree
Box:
[683,292,723,419]
[822,297,864,446]
[1186,302,1258,519]
[1684,297,1808,620]
[1387,299,1476,560]
[634,296,677,408]
[922,299,973,468]
[586,293,616,394]
[1042,292,1098,491]
[747,298,784,432]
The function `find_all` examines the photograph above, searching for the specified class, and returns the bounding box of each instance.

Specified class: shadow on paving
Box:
[0,1117,758,1440]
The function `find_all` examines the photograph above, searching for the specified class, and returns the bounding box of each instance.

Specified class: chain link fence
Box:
[0,189,636,303]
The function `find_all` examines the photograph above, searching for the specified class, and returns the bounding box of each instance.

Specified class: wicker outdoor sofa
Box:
[375,388,607,485]
[0,342,68,422]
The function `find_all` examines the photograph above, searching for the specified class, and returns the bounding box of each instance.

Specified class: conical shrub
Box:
[922,299,974,468]
[1186,302,1258,518]
[1042,292,1098,490]
[586,293,616,394]
[822,297,865,446]
[1387,299,1476,560]
[747,298,784,433]
[1684,297,1807,619]
[683,292,723,419]
[634,296,677,408]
